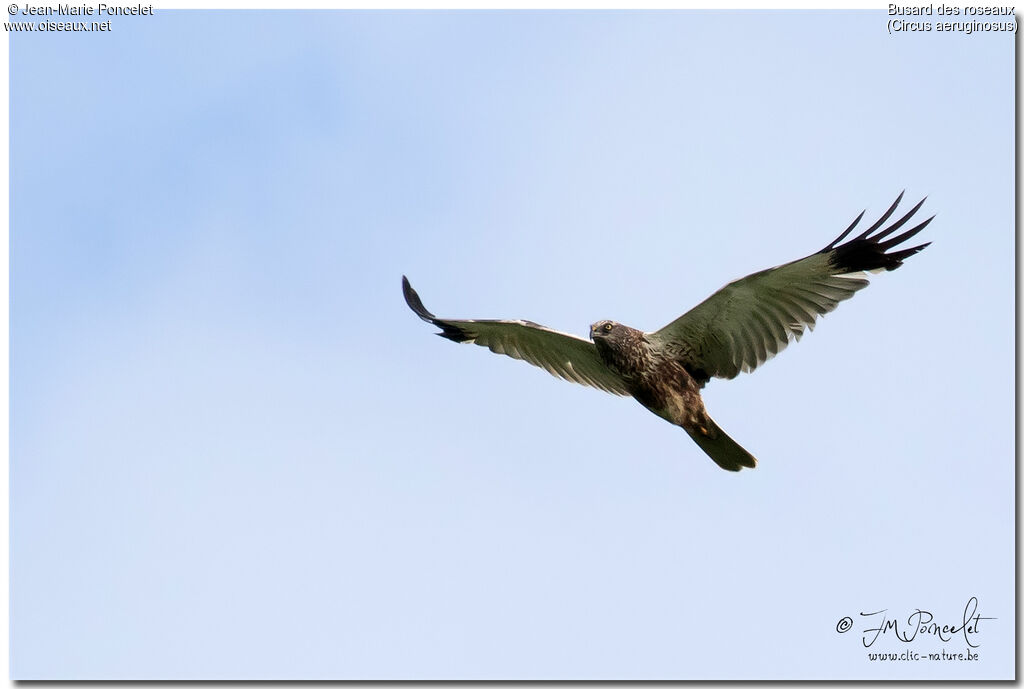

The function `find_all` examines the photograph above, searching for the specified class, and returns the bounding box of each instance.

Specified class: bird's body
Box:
[403,194,932,471]
[590,321,755,470]
[591,322,703,430]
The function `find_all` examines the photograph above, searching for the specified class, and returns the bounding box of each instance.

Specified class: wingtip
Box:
[824,194,934,272]
[401,275,436,321]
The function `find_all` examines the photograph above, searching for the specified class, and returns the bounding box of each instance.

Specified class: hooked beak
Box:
[590,324,601,339]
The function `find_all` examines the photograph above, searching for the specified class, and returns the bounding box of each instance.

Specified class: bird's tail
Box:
[685,417,758,472]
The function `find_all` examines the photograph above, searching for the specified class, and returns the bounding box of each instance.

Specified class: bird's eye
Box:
[603,323,613,332]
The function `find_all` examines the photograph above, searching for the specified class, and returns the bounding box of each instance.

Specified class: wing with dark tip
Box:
[648,193,932,383]
[402,276,630,396]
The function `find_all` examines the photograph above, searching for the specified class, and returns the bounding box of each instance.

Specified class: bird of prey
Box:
[402,193,931,471]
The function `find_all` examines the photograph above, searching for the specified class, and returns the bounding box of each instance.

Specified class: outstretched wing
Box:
[402,276,629,396]
[648,193,932,384]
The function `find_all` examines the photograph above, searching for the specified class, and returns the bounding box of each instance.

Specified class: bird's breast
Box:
[629,356,707,426]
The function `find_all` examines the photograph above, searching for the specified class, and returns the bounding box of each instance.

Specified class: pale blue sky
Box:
[10,10,1014,680]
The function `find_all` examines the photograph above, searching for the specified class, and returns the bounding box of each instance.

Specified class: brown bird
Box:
[403,193,931,471]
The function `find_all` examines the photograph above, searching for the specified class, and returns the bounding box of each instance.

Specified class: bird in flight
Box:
[403,193,932,471]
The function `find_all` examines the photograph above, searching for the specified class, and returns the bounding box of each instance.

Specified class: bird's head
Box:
[590,320,649,374]
[590,320,621,341]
